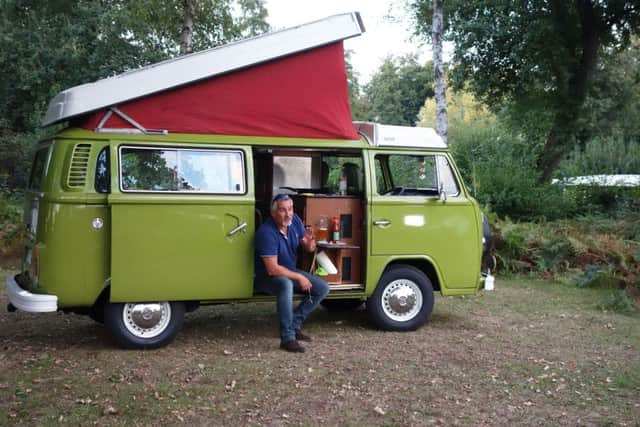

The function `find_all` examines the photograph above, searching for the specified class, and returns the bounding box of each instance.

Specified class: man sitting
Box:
[254,194,330,353]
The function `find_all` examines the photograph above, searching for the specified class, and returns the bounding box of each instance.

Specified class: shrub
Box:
[558,137,640,177]
[0,126,40,191]
[492,215,639,296]
[597,289,638,314]
[450,123,579,220]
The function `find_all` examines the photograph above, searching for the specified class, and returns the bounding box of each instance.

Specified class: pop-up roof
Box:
[43,12,365,140]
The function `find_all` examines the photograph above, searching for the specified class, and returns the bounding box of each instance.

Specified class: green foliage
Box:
[126,0,269,55]
[577,38,640,143]
[556,136,640,216]
[364,54,434,126]
[0,179,23,259]
[0,189,22,225]
[420,88,494,128]
[492,216,640,305]
[410,0,640,180]
[1,1,164,132]
[450,122,578,220]
[0,0,269,192]
[345,50,370,121]
[575,265,621,289]
[597,289,637,314]
[558,138,640,177]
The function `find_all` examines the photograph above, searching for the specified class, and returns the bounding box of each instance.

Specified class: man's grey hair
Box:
[271,193,292,212]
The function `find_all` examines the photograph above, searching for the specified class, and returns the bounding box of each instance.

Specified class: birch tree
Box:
[431,0,448,144]
[410,0,640,181]
[180,0,196,55]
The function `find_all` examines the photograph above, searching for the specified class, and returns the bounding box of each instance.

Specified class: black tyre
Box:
[367,265,434,331]
[481,214,496,272]
[105,301,185,349]
[88,306,105,324]
[321,299,364,312]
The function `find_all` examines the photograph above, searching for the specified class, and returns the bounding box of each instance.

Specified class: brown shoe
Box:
[295,329,312,342]
[280,339,305,353]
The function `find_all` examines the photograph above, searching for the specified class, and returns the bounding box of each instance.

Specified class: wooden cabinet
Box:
[293,196,363,286]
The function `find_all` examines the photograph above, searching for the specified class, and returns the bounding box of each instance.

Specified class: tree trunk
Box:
[179,0,195,55]
[432,0,448,144]
[537,0,601,182]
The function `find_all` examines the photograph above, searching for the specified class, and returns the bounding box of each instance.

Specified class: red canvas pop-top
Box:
[77,43,358,140]
[43,12,365,140]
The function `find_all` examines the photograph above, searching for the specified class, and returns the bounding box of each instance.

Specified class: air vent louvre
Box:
[67,144,91,188]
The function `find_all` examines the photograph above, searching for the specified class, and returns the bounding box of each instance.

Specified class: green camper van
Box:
[6,13,492,349]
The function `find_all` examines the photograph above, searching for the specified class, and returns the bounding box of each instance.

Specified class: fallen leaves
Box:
[373,406,386,415]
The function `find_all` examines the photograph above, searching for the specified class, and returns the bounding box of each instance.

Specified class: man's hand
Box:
[263,256,312,291]
[297,273,312,291]
[301,226,316,252]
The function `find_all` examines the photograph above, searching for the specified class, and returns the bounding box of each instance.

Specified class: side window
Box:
[321,156,363,195]
[119,146,245,194]
[28,145,52,191]
[374,156,390,194]
[376,154,438,196]
[95,146,110,194]
[437,155,460,196]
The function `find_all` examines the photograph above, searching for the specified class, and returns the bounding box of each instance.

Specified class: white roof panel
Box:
[43,12,365,127]
[354,122,447,149]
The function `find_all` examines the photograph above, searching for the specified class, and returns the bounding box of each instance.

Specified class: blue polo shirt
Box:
[254,214,305,279]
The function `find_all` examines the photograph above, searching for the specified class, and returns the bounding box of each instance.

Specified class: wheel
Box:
[321,299,364,312]
[105,301,185,349]
[367,265,434,331]
[88,306,104,324]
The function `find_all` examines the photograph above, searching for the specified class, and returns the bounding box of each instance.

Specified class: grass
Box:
[1,269,639,426]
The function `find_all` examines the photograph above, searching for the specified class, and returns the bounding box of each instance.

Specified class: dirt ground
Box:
[1,269,639,426]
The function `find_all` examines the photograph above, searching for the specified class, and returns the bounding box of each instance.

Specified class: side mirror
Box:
[439,182,447,202]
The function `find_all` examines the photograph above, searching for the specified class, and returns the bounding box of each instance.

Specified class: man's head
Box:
[271,194,293,228]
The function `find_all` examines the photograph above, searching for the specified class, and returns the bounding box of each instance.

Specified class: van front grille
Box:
[67,144,92,188]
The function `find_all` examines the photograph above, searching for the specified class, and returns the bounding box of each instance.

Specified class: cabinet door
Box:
[298,197,363,284]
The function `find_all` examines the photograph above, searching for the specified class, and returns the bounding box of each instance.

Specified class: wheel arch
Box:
[384,257,443,293]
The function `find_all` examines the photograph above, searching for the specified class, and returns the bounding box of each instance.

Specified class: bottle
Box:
[338,175,347,196]
[332,216,340,242]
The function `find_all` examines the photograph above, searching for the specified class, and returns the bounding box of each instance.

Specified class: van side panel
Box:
[37,202,110,306]
[31,138,111,307]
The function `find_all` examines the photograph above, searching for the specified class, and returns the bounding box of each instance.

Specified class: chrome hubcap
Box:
[381,279,423,322]
[122,303,171,338]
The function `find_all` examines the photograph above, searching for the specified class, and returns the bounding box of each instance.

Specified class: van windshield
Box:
[28,145,52,191]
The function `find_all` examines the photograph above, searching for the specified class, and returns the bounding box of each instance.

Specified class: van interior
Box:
[253,148,365,291]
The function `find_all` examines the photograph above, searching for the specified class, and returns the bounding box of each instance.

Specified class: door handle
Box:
[373,220,391,227]
[227,222,247,237]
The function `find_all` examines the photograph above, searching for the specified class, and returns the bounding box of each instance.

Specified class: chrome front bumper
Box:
[6,274,57,312]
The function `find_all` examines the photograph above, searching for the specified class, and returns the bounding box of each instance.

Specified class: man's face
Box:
[272,199,293,228]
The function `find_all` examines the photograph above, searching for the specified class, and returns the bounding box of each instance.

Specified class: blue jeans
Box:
[255,269,330,343]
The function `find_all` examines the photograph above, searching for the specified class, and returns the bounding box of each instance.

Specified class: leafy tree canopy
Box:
[0,0,269,132]
[420,88,493,129]
[409,0,640,180]
[344,49,371,121]
[364,54,434,126]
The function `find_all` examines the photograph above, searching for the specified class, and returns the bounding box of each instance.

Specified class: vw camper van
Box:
[6,13,492,349]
